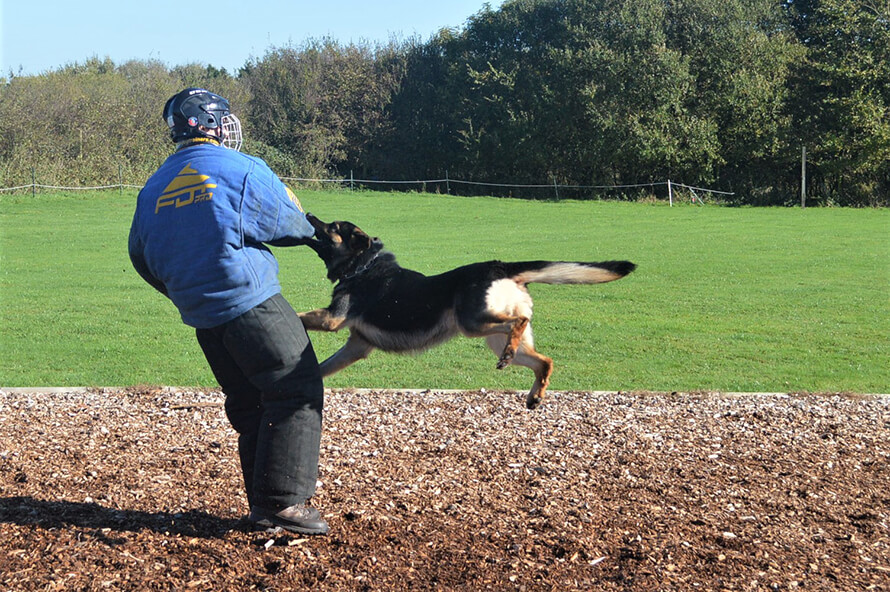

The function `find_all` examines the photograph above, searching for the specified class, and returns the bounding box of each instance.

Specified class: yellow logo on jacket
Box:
[155,164,217,213]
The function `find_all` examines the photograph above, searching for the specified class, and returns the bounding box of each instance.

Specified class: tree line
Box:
[1,0,887,206]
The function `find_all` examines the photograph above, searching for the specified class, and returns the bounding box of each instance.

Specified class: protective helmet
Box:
[162,88,242,151]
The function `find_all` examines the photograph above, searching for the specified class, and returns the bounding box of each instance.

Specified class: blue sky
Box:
[1,1,503,76]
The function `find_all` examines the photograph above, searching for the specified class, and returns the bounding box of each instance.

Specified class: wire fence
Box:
[279,175,734,204]
[0,174,733,205]
[0,183,144,194]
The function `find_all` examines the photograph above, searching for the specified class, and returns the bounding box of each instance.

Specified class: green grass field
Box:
[1,189,887,393]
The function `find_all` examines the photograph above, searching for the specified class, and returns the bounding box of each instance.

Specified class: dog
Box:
[298,213,635,409]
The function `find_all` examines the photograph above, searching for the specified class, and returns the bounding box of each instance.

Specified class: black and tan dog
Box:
[298,214,635,409]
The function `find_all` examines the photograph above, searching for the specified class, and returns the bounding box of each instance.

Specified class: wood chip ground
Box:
[1,388,888,591]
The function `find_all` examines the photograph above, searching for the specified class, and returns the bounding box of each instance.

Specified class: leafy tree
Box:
[0,58,249,187]
[784,0,890,204]
[388,0,723,196]
[378,30,479,183]
[665,0,804,202]
[241,39,404,179]
[1,1,887,205]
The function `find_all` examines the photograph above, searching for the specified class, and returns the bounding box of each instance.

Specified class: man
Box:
[128,88,328,535]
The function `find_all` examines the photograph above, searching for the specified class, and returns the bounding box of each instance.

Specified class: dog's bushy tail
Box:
[509,260,636,285]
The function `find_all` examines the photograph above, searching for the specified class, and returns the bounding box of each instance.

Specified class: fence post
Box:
[553,178,559,200]
[668,179,673,207]
[445,170,450,195]
[32,168,36,198]
[801,147,806,209]
[118,164,123,195]
[350,170,354,191]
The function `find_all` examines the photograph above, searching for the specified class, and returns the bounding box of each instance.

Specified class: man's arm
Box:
[128,227,169,296]
[243,164,316,246]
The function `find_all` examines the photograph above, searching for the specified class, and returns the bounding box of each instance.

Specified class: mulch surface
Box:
[0,387,888,591]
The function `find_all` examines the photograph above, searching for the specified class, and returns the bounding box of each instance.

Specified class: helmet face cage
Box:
[165,88,242,151]
[220,114,243,151]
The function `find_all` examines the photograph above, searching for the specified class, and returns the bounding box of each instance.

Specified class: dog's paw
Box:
[525,395,542,410]
[496,350,515,369]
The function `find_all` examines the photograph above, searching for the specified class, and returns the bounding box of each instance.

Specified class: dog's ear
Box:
[348,228,372,252]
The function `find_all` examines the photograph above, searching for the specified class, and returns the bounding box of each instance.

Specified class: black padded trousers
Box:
[195,293,324,511]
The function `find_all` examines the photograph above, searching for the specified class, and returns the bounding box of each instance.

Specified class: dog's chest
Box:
[485,279,533,318]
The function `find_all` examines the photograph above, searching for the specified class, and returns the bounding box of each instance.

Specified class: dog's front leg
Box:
[319,332,375,377]
[298,309,347,332]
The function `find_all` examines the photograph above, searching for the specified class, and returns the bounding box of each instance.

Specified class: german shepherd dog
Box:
[298,214,635,409]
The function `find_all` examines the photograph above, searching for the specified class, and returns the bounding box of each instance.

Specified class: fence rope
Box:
[668,181,734,196]
[0,183,144,192]
[1,177,733,197]
[278,176,670,190]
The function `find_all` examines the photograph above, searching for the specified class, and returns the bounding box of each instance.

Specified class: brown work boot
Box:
[248,504,329,535]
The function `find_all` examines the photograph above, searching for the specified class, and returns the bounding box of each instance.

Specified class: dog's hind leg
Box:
[462,314,530,369]
[485,334,553,409]
[495,316,529,369]
[514,347,554,410]
[319,332,375,377]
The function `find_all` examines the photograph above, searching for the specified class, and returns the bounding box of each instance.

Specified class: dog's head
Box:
[303,213,382,282]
